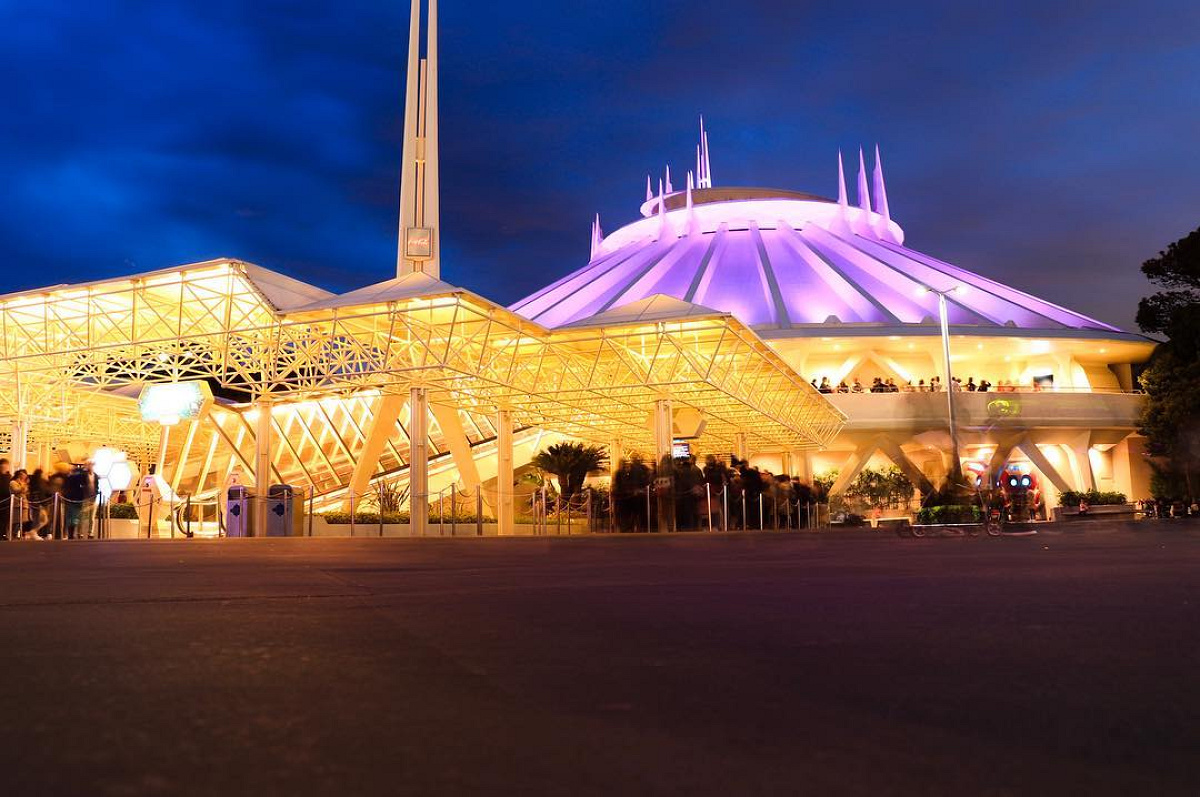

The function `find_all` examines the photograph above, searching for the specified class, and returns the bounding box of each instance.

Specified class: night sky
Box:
[3,1,1198,332]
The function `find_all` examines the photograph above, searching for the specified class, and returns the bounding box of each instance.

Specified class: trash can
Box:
[226,485,251,538]
[266,485,296,537]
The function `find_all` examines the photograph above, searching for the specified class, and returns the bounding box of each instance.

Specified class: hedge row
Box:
[1059,490,1127,506]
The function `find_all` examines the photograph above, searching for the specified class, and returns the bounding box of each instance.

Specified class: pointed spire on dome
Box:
[837,150,848,207]
[686,170,700,236]
[666,164,674,195]
[872,145,891,220]
[656,178,667,240]
[703,130,713,188]
[871,145,899,244]
[645,174,653,203]
[856,147,870,212]
[590,213,604,259]
[697,115,713,189]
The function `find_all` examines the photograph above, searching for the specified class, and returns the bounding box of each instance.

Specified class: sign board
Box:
[672,440,691,459]
[405,227,434,260]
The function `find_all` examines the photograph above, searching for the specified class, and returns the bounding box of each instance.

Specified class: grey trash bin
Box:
[266,485,296,537]
[226,485,251,537]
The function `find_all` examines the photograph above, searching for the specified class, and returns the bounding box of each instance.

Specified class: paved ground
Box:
[1,524,1198,796]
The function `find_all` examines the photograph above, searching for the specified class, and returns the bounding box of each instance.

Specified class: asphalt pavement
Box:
[1,524,1198,796]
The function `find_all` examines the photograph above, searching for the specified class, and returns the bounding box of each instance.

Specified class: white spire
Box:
[872,144,891,219]
[831,150,853,237]
[686,171,700,236]
[665,164,673,195]
[856,147,870,212]
[656,178,667,240]
[646,174,653,203]
[872,145,899,243]
[702,130,713,188]
[697,115,713,189]
[837,150,848,207]
[397,0,440,278]
[590,213,604,259]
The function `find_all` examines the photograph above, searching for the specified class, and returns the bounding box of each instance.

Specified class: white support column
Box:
[610,439,624,473]
[1064,433,1096,492]
[9,420,27,470]
[496,408,514,536]
[409,387,429,537]
[733,432,748,464]
[653,399,673,465]
[253,399,273,537]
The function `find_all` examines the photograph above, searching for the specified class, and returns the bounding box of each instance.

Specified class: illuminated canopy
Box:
[0,259,843,499]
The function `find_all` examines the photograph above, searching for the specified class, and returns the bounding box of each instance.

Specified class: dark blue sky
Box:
[3,1,1198,331]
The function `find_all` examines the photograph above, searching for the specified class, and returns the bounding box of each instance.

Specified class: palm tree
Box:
[532,442,608,500]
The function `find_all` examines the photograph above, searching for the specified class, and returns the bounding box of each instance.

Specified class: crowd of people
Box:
[0,458,101,540]
[812,375,1046,394]
[609,454,822,533]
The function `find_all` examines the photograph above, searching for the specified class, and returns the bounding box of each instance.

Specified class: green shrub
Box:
[320,510,497,525]
[916,504,982,525]
[1059,490,1127,506]
[107,503,139,519]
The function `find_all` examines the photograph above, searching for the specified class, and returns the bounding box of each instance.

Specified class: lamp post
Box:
[918,285,966,486]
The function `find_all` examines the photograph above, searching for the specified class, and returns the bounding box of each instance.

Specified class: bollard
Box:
[349,491,356,538]
[439,491,445,537]
[378,485,384,538]
[723,486,729,532]
[185,495,192,538]
[476,485,483,537]
[706,483,713,533]
[759,494,764,531]
[308,487,314,537]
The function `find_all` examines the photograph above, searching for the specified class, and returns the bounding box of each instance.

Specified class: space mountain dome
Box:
[510,123,1128,340]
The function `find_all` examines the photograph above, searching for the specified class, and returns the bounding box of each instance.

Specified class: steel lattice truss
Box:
[0,260,843,491]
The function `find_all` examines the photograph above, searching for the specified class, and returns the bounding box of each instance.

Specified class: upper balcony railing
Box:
[823,388,1144,431]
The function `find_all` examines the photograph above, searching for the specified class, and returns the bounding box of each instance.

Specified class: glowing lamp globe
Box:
[91,447,121,478]
[107,461,134,492]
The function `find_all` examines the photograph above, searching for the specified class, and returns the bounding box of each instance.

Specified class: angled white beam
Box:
[431,402,483,491]
[1016,437,1073,495]
[875,435,935,496]
[346,393,406,509]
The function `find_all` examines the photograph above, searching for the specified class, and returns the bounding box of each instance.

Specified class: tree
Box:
[531,442,608,500]
[1137,226,1200,498]
[1137,226,1200,350]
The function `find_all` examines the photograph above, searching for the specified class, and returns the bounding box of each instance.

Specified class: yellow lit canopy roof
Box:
[0,259,844,474]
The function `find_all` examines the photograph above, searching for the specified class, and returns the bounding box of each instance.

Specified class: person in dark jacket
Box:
[0,458,11,539]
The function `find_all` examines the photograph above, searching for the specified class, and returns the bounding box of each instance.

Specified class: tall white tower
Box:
[397,0,440,278]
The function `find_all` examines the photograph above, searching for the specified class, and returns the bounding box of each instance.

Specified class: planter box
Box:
[1052,504,1136,522]
[905,523,984,537]
[308,517,578,537]
[103,518,147,539]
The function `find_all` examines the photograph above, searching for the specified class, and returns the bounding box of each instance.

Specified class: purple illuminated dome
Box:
[511,127,1128,340]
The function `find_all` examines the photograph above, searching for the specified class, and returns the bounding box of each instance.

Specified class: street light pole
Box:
[918,285,965,487]
[936,291,963,485]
